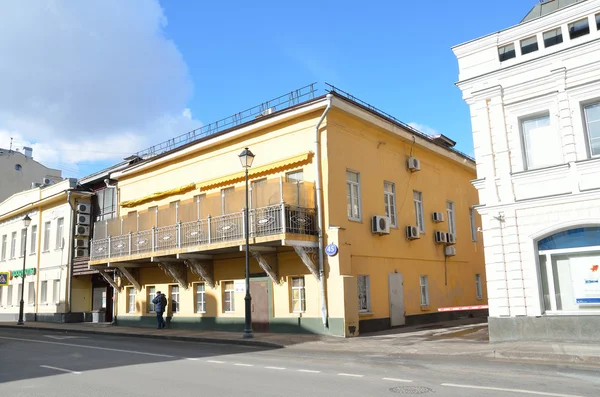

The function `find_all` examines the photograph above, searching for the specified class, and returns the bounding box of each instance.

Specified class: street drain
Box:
[389,386,434,394]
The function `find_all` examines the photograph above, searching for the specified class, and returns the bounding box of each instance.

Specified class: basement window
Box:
[520,36,539,55]
[543,28,563,48]
[568,18,589,40]
[498,43,516,62]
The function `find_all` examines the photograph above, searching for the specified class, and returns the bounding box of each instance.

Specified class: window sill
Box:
[420,305,430,311]
[476,297,484,301]
[42,251,50,254]
[359,311,374,317]
[348,218,363,224]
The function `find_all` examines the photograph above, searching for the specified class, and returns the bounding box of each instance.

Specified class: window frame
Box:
[223,281,235,313]
[519,112,562,171]
[291,276,306,313]
[475,274,483,300]
[43,221,51,252]
[10,232,17,259]
[346,170,362,221]
[568,17,590,40]
[583,101,600,158]
[52,280,60,304]
[357,275,371,313]
[1,235,6,261]
[520,35,539,55]
[7,285,13,306]
[446,201,456,236]
[147,286,156,313]
[498,43,516,62]
[413,191,425,233]
[30,225,37,254]
[127,287,135,313]
[543,27,563,48]
[469,207,477,242]
[55,218,64,250]
[27,281,35,305]
[171,285,180,313]
[40,280,48,304]
[384,181,397,227]
[0,286,3,307]
[420,275,429,306]
[196,283,206,313]
[20,228,27,258]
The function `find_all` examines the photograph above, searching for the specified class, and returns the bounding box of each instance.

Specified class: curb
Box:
[0,324,285,349]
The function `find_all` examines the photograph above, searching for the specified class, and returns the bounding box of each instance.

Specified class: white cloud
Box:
[0,0,200,176]
[407,122,439,136]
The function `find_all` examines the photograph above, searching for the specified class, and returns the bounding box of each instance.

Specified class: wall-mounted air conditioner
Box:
[445,246,456,257]
[42,177,52,185]
[432,212,444,223]
[434,231,447,244]
[74,238,89,248]
[74,248,89,258]
[31,182,42,189]
[77,203,91,214]
[372,216,391,234]
[446,233,456,245]
[75,225,90,237]
[77,214,91,225]
[407,157,420,172]
[406,225,420,240]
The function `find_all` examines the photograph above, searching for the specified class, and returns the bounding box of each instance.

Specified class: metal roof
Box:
[521,0,587,23]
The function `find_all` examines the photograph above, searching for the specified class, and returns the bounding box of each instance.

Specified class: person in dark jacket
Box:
[152,291,167,329]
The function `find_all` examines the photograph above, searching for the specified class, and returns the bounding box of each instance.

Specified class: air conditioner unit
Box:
[74,248,89,258]
[77,214,91,225]
[31,182,42,189]
[434,231,447,244]
[372,216,391,234]
[42,177,52,185]
[446,233,456,245]
[406,225,420,240]
[74,238,89,248]
[261,107,275,116]
[407,157,421,172]
[77,203,91,214]
[432,212,444,223]
[445,246,456,257]
[75,225,90,237]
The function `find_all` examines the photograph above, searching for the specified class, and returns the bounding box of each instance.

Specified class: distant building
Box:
[0,146,62,203]
[453,0,600,342]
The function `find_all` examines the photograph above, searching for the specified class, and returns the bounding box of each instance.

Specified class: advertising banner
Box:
[570,256,600,305]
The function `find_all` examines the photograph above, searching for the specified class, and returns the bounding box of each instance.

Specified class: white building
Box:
[0,146,62,203]
[453,0,600,341]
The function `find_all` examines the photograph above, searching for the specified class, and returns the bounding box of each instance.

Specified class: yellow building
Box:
[88,85,485,336]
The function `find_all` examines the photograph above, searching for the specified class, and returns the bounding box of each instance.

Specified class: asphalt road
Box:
[0,328,598,397]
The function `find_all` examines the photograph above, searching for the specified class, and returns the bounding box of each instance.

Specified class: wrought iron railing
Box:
[90,204,317,261]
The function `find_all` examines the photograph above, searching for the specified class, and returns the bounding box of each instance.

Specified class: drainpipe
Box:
[66,190,76,318]
[315,94,333,327]
[105,179,118,325]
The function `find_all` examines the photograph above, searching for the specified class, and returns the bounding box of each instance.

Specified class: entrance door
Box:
[389,272,405,326]
[250,279,269,332]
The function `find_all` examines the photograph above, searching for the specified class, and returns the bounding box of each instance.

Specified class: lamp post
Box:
[17,214,31,325]
[239,147,255,339]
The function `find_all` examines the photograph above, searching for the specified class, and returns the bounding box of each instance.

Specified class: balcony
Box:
[89,179,317,264]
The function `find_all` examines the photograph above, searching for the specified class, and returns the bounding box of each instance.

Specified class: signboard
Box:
[234,280,246,293]
[0,272,8,286]
[325,243,338,257]
[10,268,36,278]
[571,256,600,305]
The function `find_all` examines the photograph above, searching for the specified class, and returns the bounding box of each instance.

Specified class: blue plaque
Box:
[325,243,338,257]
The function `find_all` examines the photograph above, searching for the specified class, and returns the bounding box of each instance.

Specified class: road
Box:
[0,327,598,397]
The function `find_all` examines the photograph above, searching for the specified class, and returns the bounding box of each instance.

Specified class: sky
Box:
[0,0,540,179]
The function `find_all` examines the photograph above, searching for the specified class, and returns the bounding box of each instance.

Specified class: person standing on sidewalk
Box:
[152,291,167,329]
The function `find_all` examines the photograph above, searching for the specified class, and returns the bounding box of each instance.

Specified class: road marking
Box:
[185,358,199,361]
[0,336,174,358]
[234,363,253,367]
[265,366,285,370]
[44,335,87,340]
[441,383,585,397]
[337,373,364,378]
[206,360,225,364]
[383,377,413,383]
[40,365,81,375]
[297,369,321,373]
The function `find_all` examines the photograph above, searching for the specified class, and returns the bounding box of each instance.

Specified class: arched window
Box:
[538,227,600,313]
[15,164,22,171]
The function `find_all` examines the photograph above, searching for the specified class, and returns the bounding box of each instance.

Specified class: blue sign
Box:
[0,272,8,286]
[325,243,338,257]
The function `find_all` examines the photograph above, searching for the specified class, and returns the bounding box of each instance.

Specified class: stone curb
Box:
[0,324,285,349]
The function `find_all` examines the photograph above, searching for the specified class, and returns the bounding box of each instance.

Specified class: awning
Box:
[121,183,196,208]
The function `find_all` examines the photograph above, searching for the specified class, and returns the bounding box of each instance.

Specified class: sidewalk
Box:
[2,319,599,366]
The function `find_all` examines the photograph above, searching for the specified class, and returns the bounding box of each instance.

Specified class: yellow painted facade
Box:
[90,94,485,336]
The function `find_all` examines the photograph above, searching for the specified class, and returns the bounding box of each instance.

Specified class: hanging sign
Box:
[325,243,338,257]
[571,257,600,305]
[234,280,246,293]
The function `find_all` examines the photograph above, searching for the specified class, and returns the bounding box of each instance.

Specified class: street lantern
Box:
[17,214,31,325]
[239,147,254,339]
[238,147,255,169]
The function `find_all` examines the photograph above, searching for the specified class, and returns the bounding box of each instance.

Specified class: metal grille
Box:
[181,219,209,247]
[211,212,243,242]
[131,230,152,255]
[251,205,283,237]
[285,205,317,235]
[110,235,130,257]
[155,225,177,251]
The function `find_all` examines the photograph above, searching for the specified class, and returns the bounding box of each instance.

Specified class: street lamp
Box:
[17,214,31,325]
[239,147,255,339]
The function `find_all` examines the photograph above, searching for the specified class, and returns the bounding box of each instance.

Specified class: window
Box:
[469,208,477,242]
[94,187,117,221]
[413,191,425,233]
[569,18,589,39]
[291,277,306,313]
[584,102,600,157]
[286,170,304,183]
[7,285,13,306]
[221,187,234,215]
[43,222,51,252]
[171,285,180,313]
[196,283,206,313]
[1,235,6,260]
[384,182,397,227]
[597,13,600,30]
[543,28,563,48]
[286,171,304,207]
[40,281,48,304]
[147,286,155,313]
[520,36,538,55]
[357,275,370,313]
[52,280,60,304]
[17,283,22,305]
[250,178,267,208]
[15,164,22,171]
[498,43,516,62]
[27,281,35,305]
[521,114,562,170]
[56,218,64,249]
[446,201,456,235]
[420,275,429,306]
[128,287,135,313]
[475,274,483,300]
[346,171,361,220]
[194,194,206,219]
[30,225,37,254]
[10,232,17,259]
[223,281,234,312]
[20,229,26,257]
[0,286,3,306]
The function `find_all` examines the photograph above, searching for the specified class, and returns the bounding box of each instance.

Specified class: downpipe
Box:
[66,190,76,317]
[315,94,333,327]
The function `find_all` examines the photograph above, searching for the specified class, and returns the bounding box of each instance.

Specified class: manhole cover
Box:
[389,386,434,394]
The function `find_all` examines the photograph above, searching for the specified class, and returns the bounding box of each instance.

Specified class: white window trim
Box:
[43,222,51,252]
[223,282,235,313]
[384,181,397,227]
[27,281,35,306]
[420,275,429,307]
[469,207,477,242]
[147,286,156,313]
[196,283,206,313]
[128,287,135,313]
[583,101,600,158]
[40,281,48,304]
[357,275,371,313]
[171,285,180,314]
[446,201,456,235]
[346,170,362,221]
[291,277,306,313]
[55,218,64,250]
[413,191,425,233]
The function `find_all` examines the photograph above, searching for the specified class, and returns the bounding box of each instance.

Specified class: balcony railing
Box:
[90,204,317,261]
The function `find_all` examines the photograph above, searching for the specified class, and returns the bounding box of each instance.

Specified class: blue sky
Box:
[0,1,540,178]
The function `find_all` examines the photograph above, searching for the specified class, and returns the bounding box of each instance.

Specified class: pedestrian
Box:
[152,291,167,329]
